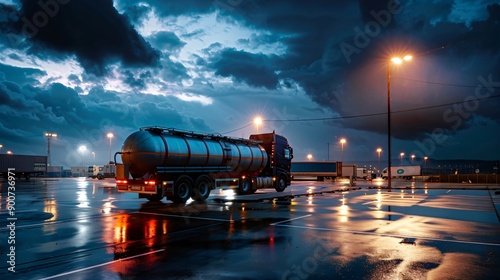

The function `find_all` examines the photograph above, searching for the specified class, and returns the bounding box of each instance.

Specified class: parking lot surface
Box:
[0,178,499,279]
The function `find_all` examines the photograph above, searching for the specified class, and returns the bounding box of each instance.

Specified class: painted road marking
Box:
[274,224,500,247]
[270,214,312,225]
[137,211,234,222]
[38,249,165,280]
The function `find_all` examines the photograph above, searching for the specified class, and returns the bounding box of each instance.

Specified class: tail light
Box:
[144,180,156,185]
[116,179,128,184]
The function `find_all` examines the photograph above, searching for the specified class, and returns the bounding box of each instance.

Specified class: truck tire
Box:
[275,176,287,192]
[97,174,104,180]
[172,176,193,203]
[238,178,252,195]
[191,175,212,201]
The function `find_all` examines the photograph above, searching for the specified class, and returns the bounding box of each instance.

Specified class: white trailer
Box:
[382,166,421,180]
[356,167,370,180]
[342,164,357,179]
[88,164,116,180]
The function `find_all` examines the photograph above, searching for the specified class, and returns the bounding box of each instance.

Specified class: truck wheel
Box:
[172,176,193,203]
[238,178,252,195]
[97,174,104,180]
[192,175,212,201]
[275,176,287,192]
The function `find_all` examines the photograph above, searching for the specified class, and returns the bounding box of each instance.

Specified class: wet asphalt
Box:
[0,178,499,279]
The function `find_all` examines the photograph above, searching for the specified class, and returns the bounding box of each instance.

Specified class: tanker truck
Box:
[114,127,293,203]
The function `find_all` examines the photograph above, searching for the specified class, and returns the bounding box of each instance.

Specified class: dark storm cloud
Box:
[149,31,186,52]
[118,0,215,17]
[0,62,45,85]
[209,48,279,89]
[214,1,500,141]
[0,75,211,159]
[13,0,160,75]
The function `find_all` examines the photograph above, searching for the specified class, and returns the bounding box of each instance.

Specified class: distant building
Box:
[71,166,89,177]
[47,166,63,177]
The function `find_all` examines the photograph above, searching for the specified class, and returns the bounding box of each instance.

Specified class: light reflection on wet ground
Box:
[0,178,498,279]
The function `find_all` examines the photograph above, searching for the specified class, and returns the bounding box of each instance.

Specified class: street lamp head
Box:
[391,57,403,64]
[340,138,346,144]
[307,154,313,160]
[411,154,415,159]
[107,132,114,139]
[391,55,412,65]
[79,145,87,152]
[424,156,428,160]
[254,117,262,125]
[376,148,382,153]
[400,152,405,156]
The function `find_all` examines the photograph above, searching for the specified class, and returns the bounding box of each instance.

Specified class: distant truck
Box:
[382,166,421,180]
[0,154,47,180]
[356,167,371,180]
[88,164,116,180]
[291,161,342,181]
[342,164,357,179]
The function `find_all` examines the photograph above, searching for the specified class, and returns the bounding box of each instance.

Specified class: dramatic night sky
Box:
[0,0,499,168]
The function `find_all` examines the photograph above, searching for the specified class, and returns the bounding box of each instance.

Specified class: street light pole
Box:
[387,55,412,192]
[45,133,57,166]
[376,148,382,177]
[79,145,87,168]
[107,133,114,164]
[254,117,262,134]
[387,64,392,192]
[340,138,346,162]
[424,156,428,176]
[327,143,330,161]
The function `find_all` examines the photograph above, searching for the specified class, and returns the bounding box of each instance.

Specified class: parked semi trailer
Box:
[0,154,47,180]
[342,164,357,179]
[291,161,342,181]
[382,166,421,180]
[114,127,293,202]
[88,164,116,180]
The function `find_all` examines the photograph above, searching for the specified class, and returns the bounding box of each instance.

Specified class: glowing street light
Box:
[340,138,347,162]
[7,150,13,155]
[107,132,114,163]
[254,117,262,134]
[376,148,382,176]
[79,145,87,167]
[411,154,416,165]
[400,152,405,165]
[307,154,313,160]
[45,133,57,166]
[0,144,3,153]
[424,156,428,176]
[387,54,412,192]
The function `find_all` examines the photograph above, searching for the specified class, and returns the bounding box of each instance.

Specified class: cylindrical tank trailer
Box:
[115,127,293,203]
[121,129,268,179]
